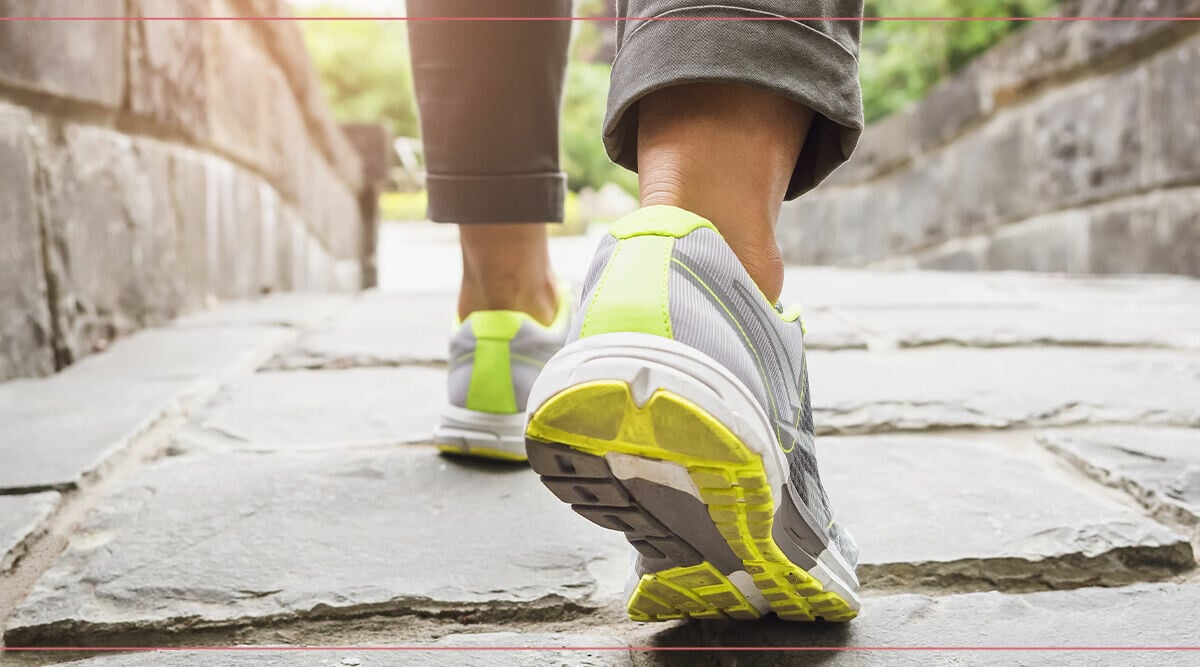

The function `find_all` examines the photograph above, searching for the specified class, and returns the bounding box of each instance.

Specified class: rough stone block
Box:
[0,322,291,492]
[913,65,984,152]
[126,0,209,141]
[1153,32,1200,185]
[35,126,214,362]
[808,347,1200,435]
[4,447,630,644]
[266,291,456,370]
[203,19,274,175]
[1040,427,1200,539]
[1028,69,1147,210]
[1087,190,1200,276]
[0,0,125,108]
[950,113,1029,233]
[981,210,1092,273]
[178,367,445,451]
[1,491,59,572]
[822,433,1192,590]
[0,102,54,380]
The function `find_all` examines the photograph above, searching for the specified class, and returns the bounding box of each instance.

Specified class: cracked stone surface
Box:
[266,291,455,370]
[0,325,291,491]
[4,447,630,645]
[66,633,631,666]
[808,347,1200,435]
[636,583,1200,666]
[1040,427,1200,536]
[819,434,1193,590]
[176,368,446,451]
[0,492,59,572]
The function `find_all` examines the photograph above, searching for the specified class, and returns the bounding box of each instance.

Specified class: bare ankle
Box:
[458,223,558,324]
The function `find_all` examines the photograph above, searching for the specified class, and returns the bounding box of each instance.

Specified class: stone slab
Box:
[266,291,456,369]
[179,368,445,450]
[172,293,351,331]
[1040,427,1200,535]
[0,491,59,572]
[0,325,291,491]
[819,434,1192,590]
[62,633,631,666]
[807,347,1200,435]
[0,0,125,108]
[637,584,1200,666]
[4,447,631,644]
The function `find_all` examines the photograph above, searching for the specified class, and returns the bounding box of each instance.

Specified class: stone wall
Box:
[0,0,373,381]
[778,0,1200,277]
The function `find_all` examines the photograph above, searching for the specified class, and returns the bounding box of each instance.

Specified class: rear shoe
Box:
[434,291,570,462]
[524,205,860,621]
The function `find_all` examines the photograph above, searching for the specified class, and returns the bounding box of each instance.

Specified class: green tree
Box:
[299,7,419,137]
[861,0,1058,123]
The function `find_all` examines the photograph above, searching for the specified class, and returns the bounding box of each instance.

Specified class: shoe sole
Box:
[434,406,527,462]
[524,333,860,622]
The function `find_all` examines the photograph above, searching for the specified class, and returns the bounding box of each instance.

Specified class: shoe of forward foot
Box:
[434,290,571,462]
[525,205,860,621]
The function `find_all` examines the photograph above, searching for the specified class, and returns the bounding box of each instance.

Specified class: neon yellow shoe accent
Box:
[608,205,718,239]
[628,562,762,621]
[464,310,523,414]
[527,381,858,623]
[437,445,527,462]
[580,235,673,340]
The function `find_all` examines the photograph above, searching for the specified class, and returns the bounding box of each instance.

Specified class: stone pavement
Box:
[2,234,1199,665]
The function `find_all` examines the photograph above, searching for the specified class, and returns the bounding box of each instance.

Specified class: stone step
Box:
[819,433,1194,591]
[3,447,631,646]
[809,347,1200,435]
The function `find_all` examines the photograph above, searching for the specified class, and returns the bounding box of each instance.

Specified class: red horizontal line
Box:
[0,16,1198,21]
[6,646,1200,652]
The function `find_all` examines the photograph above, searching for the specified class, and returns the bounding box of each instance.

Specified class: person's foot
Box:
[524,205,860,621]
[434,290,571,462]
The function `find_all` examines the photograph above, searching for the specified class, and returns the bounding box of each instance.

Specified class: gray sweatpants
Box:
[407,1,864,224]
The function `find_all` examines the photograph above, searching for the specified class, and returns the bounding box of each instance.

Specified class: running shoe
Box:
[434,291,571,462]
[524,205,860,621]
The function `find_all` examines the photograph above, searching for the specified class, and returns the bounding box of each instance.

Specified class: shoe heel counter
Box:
[579,206,719,341]
[579,234,675,340]
[460,311,524,414]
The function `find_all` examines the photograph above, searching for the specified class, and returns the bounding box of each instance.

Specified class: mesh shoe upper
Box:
[448,294,571,414]
[572,207,858,568]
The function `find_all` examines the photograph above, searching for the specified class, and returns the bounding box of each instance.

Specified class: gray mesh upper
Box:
[448,315,569,413]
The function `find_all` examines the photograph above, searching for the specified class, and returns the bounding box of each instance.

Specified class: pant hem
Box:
[426,172,566,224]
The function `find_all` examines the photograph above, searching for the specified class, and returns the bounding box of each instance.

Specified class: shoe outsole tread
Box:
[526,379,858,623]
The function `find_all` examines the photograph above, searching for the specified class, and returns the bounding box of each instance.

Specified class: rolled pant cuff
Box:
[604,7,865,200]
[426,172,566,224]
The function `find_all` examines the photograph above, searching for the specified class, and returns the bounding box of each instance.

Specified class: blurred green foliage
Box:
[299,7,419,138]
[860,0,1058,122]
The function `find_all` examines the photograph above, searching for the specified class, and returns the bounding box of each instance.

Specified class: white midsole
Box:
[434,405,525,455]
